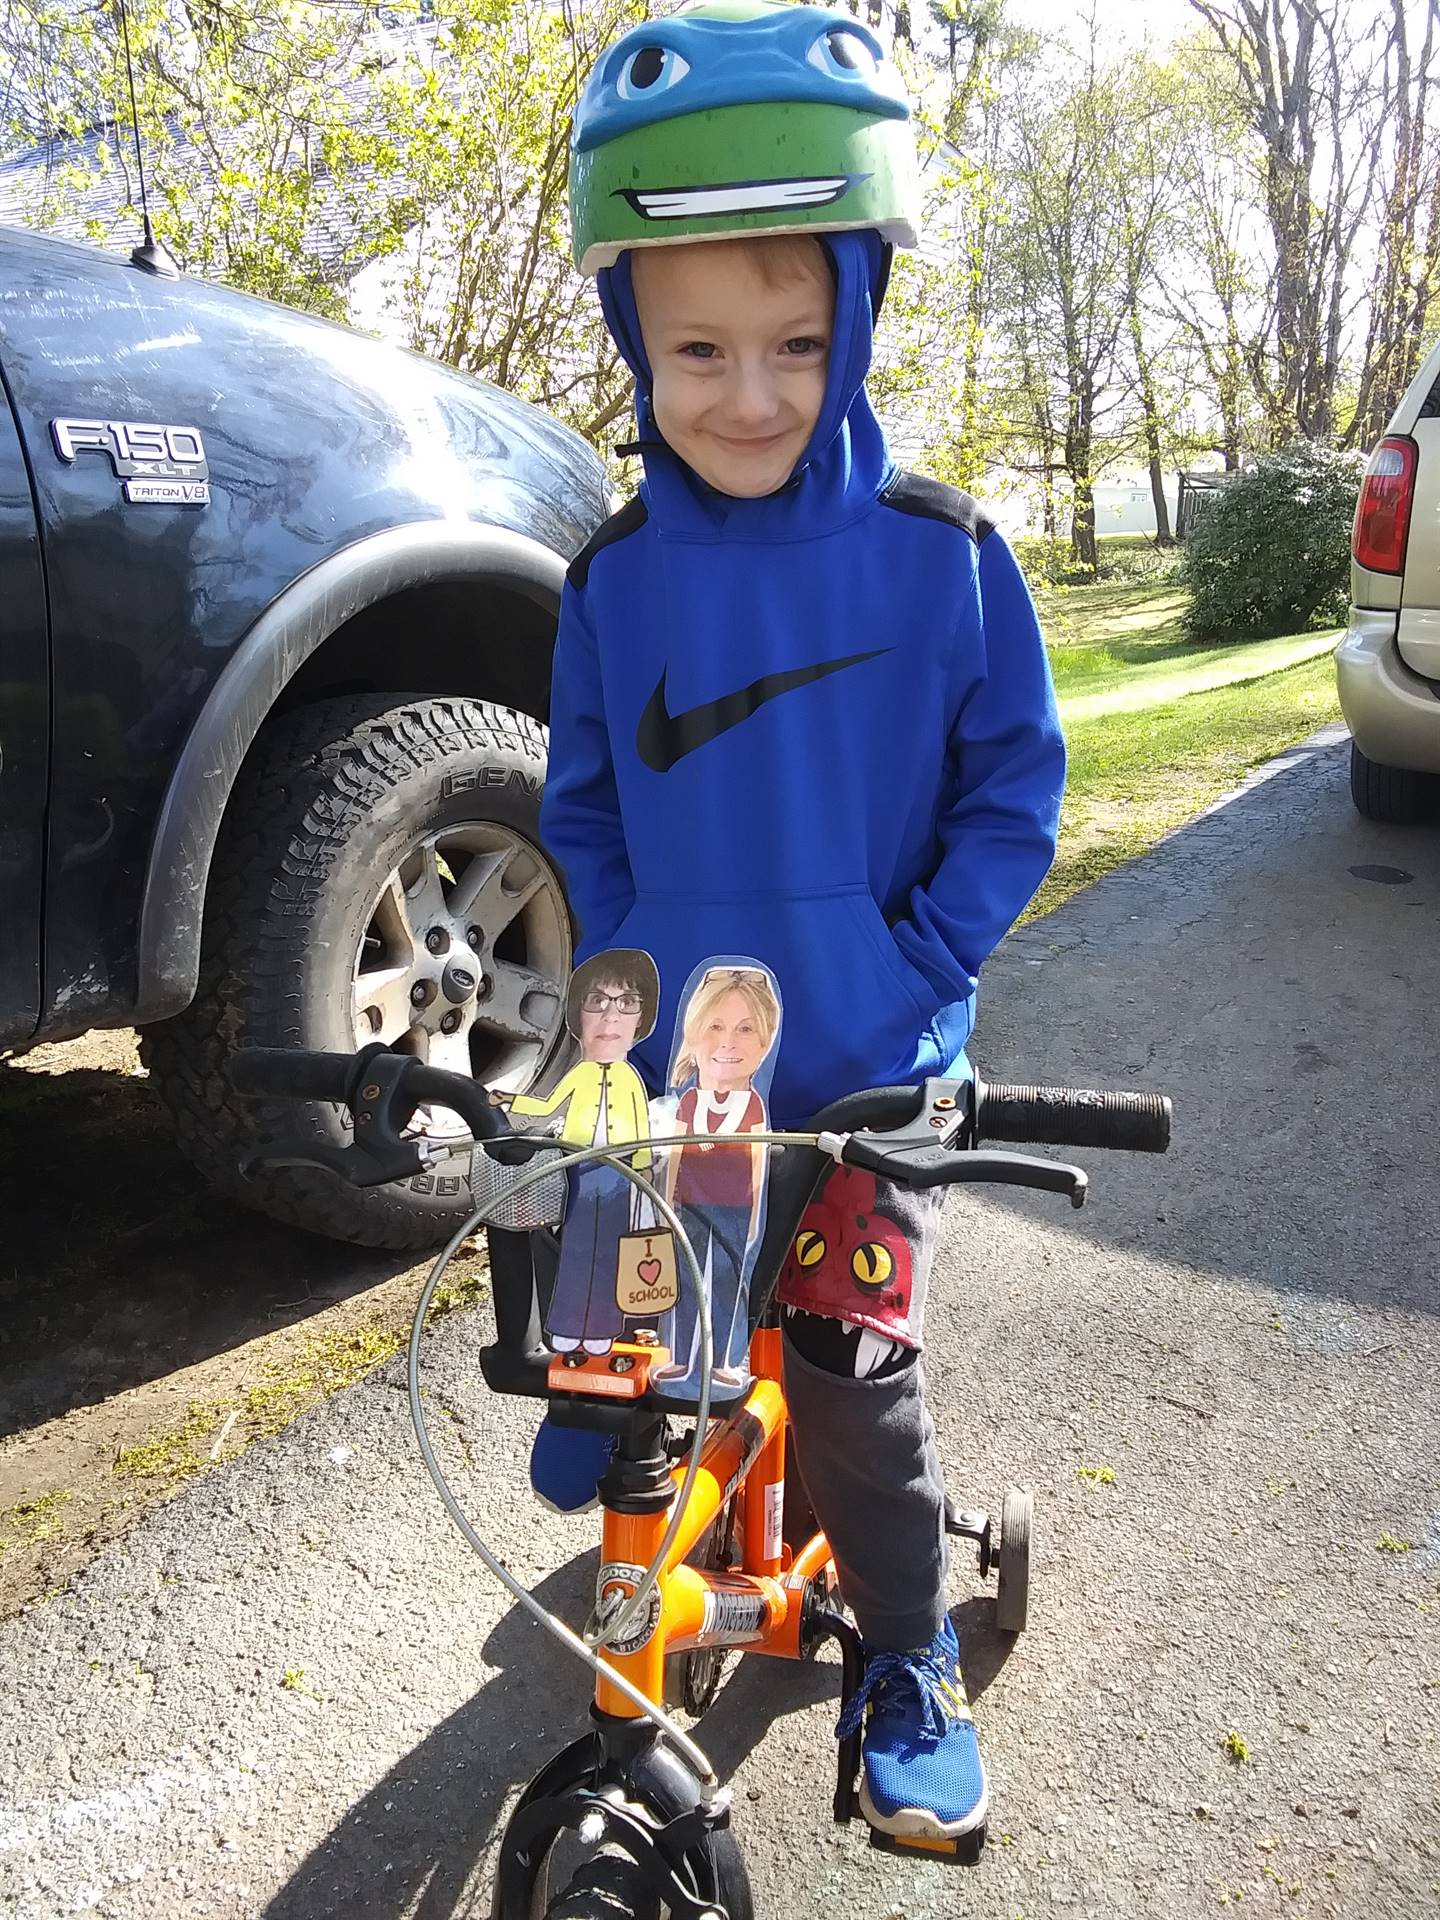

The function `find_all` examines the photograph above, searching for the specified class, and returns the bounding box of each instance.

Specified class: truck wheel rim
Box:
[352,824,570,1138]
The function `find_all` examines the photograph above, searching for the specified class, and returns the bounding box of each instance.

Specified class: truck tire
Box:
[143,694,573,1248]
[1349,740,1440,824]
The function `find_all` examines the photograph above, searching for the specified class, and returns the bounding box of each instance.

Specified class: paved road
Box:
[3,726,1437,1920]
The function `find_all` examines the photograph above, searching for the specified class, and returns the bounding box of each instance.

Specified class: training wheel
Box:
[994,1488,1032,1634]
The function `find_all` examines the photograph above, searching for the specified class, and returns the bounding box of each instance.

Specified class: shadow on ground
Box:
[264,1540,1014,1920]
[264,1552,599,1920]
[0,1055,408,1438]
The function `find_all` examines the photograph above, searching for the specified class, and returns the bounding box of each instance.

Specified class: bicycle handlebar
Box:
[811,1078,1171,1156]
[231,1043,511,1140]
[977,1081,1171,1154]
[229,1047,355,1104]
[231,1052,1171,1151]
[229,1046,1171,1206]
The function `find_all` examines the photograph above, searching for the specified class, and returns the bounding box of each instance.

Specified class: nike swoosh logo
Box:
[636,648,890,774]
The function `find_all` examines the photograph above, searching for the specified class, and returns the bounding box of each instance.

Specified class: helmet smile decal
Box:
[621,172,867,222]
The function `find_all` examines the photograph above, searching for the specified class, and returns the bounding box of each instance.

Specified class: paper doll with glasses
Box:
[650,958,782,1401]
[509,950,670,1357]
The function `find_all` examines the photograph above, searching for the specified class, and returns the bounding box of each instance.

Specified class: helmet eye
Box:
[808,29,878,79]
[616,44,691,99]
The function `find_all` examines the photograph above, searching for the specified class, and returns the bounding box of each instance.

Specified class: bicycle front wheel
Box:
[540,1828,752,1919]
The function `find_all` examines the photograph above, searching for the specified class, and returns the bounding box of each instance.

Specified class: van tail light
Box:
[1353,436,1416,574]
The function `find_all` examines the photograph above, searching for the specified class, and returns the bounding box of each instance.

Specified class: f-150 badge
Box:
[51,418,209,505]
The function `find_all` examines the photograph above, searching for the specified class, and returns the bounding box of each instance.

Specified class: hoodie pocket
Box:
[615,886,938,1120]
[851,891,938,1032]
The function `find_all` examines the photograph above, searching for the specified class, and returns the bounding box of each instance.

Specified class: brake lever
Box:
[841,1137,1088,1208]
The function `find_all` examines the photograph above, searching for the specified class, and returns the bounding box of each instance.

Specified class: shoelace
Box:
[835,1643,966,1742]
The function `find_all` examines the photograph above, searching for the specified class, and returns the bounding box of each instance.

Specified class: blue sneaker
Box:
[529,1415,616,1514]
[837,1615,988,1840]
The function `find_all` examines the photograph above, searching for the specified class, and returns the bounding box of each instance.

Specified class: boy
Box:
[539,1,1064,1846]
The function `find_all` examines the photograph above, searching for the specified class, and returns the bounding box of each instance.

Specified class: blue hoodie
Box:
[541,232,1064,1125]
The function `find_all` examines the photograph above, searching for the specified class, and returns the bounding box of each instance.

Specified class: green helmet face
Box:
[570,2,919,275]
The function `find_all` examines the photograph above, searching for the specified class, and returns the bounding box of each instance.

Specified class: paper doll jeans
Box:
[547,1161,630,1348]
[667,1200,751,1376]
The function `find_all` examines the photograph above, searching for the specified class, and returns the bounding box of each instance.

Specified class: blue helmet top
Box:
[572,2,910,156]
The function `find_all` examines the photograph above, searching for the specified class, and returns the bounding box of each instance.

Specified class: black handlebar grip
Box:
[977,1083,1171,1154]
[229,1048,356,1103]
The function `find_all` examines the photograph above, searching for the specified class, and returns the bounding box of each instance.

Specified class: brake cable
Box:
[405,1126,825,1797]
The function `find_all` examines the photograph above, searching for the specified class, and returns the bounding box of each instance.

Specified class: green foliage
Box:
[3,0,375,318]
[1,0,641,441]
[869,129,992,479]
[336,0,644,442]
[1014,533,1184,589]
[1182,444,1365,643]
[6,2,1431,484]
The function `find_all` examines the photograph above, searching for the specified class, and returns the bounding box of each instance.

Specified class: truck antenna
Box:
[117,0,178,277]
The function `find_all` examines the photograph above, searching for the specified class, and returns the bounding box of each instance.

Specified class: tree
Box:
[1111,57,1192,543]
[337,0,644,444]
[869,1,1016,491]
[0,0,644,444]
[998,42,1136,569]
[2,0,382,319]
[1188,0,1385,447]
[1162,46,1267,471]
[1346,0,1440,448]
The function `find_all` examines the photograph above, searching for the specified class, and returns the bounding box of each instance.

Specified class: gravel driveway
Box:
[2,724,1437,1920]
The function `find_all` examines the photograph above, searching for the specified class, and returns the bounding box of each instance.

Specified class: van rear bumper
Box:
[1336,606,1440,774]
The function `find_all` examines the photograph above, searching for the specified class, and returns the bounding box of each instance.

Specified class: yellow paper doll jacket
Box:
[510,1059,652,1168]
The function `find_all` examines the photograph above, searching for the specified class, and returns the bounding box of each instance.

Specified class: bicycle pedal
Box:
[546,1341,669,1400]
[866,1821,986,1865]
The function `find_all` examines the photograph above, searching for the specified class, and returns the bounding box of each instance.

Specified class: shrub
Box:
[1182,443,1365,642]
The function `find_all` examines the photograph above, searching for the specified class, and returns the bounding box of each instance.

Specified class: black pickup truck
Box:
[0,224,610,1246]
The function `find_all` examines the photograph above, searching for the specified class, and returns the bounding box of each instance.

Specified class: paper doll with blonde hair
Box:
[651,958,782,1398]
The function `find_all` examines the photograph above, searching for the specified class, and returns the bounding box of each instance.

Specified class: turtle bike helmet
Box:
[569,0,921,275]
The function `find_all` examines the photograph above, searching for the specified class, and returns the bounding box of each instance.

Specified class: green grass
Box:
[0,1488,73,1556]
[1043,577,1337,718]
[101,1270,491,1502]
[109,1317,413,1491]
[1026,571,1343,922]
[1039,577,1191,667]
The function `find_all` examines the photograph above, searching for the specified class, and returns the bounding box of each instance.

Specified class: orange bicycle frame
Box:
[581,1324,834,1718]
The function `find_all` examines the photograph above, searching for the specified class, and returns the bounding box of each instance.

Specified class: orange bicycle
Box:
[234,1046,1170,1919]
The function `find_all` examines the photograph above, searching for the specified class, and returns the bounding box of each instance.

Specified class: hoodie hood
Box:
[597,229,894,539]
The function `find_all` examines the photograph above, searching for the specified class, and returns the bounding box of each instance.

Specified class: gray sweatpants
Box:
[778,1174,950,1652]
[783,1331,949,1651]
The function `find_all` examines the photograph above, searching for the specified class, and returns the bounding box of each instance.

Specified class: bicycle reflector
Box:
[1353,436,1417,575]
